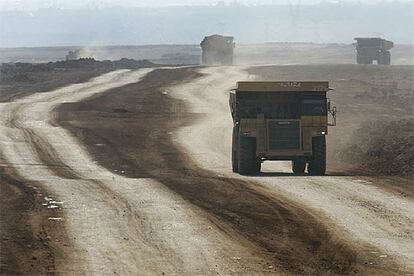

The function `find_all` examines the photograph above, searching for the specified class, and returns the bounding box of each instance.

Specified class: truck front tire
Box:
[254,160,261,174]
[357,55,372,64]
[232,125,239,172]
[292,160,306,174]
[308,136,326,176]
[238,136,257,175]
[384,51,391,65]
[380,51,391,65]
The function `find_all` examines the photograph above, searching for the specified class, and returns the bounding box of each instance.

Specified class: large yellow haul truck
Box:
[230,81,336,175]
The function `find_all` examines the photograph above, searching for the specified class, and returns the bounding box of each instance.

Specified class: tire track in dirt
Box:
[7,102,139,217]
[22,128,82,179]
[55,67,406,275]
[4,95,140,217]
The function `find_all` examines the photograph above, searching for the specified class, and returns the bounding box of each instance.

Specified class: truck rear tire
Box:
[238,136,257,175]
[232,125,239,172]
[383,51,391,65]
[356,55,363,64]
[254,160,261,174]
[357,55,372,64]
[292,160,306,174]
[378,51,391,65]
[308,136,326,176]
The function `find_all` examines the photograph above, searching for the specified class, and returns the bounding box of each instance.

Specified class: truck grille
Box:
[268,120,300,150]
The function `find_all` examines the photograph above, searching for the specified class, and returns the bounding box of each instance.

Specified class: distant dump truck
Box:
[66,50,81,61]
[354,37,394,65]
[200,34,235,65]
[65,50,96,61]
[230,81,336,175]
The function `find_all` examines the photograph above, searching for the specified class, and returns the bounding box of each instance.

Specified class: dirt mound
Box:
[353,83,414,111]
[0,62,51,82]
[0,58,158,102]
[53,57,155,69]
[112,58,155,69]
[338,119,414,176]
[0,58,156,83]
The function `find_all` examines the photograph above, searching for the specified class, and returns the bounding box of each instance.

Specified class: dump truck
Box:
[65,50,96,61]
[200,34,235,65]
[66,50,81,61]
[354,37,394,65]
[230,81,336,175]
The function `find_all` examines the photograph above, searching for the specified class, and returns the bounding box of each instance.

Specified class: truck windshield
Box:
[302,98,326,116]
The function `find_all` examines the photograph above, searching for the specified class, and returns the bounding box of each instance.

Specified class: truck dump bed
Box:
[354,37,394,51]
[230,81,332,121]
[235,81,331,92]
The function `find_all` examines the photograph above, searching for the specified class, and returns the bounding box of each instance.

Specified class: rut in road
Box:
[56,67,405,275]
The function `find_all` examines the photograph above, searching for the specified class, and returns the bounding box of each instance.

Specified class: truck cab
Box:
[230,81,336,175]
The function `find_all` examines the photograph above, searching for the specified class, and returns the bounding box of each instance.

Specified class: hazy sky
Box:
[1,0,413,10]
[1,0,413,46]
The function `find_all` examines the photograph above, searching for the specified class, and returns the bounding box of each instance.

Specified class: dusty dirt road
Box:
[0,68,282,275]
[1,66,413,275]
[170,66,414,273]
